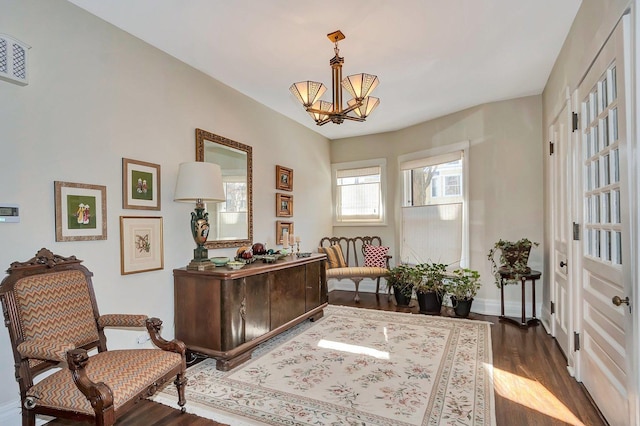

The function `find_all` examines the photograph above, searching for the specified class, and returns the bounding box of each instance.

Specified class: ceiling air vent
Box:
[0,34,30,86]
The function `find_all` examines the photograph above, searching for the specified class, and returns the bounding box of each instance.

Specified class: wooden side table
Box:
[499,268,541,328]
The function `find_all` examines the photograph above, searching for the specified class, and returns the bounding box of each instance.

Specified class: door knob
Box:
[560,261,567,268]
[612,295,630,306]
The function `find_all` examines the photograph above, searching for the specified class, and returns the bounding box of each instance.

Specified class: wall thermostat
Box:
[0,204,19,223]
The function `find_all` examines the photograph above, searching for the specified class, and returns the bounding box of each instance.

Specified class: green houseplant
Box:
[414,262,448,314]
[448,268,481,318]
[487,238,539,287]
[386,264,421,307]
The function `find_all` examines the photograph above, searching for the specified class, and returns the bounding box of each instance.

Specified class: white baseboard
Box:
[0,400,20,426]
[0,400,52,425]
[327,280,542,318]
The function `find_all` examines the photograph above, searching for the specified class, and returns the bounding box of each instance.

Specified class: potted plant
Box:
[487,238,539,287]
[414,262,448,315]
[448,268,481,318]
[386,264,420,307]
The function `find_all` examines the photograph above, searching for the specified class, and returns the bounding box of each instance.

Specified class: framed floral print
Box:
[276,165,293,191]
[54,181,107,242]
[122,158,161,210]
[120,216,164,275]
[276,193,293,217]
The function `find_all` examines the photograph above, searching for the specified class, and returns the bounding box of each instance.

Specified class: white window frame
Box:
[398,141,469,266]
[331,158,387,226]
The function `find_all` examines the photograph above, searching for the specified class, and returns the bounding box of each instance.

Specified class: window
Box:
[399,142,469,266]
[332,159,386,225]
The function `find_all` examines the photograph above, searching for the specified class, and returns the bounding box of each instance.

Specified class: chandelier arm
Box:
[305,107,330,114]
[340,102,362,115]
[342,115,366,122]
[316,118,332,126]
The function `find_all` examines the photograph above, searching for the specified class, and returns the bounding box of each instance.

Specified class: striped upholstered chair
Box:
[0,248,187,426]
[319,236,391,302]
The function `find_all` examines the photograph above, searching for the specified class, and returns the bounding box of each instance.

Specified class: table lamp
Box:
[174,161,225,270]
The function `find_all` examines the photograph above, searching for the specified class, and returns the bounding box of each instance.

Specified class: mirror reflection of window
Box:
[196,128,252,248]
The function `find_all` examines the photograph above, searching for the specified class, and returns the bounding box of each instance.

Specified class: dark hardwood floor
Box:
[47,290,607,425]
[44,399,225,426]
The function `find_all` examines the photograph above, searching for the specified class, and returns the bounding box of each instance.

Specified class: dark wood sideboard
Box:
[173,253,327,370]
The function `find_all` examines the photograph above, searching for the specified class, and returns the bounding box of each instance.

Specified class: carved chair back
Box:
[0,249,106,396]
[319,236,384,267]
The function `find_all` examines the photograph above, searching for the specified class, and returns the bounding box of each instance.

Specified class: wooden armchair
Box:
[0,248,187,426]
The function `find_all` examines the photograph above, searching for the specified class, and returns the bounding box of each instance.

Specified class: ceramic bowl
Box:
[227,261,245,270]
[210,257,229,267]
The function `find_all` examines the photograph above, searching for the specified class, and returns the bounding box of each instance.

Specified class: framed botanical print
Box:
[276,193,293,217]
[54,181,107,241]
[276,220,294,245]
[276,165,293,191]
[122,158,161,210]
[120,216,164,274]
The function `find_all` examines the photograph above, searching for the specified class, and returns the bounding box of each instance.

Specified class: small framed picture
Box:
[120,216,164,275]
[276,221,294,244]
[55,181,107,242]
[276,193,293,217]
[122,158,161,210]
[276,165,293,191]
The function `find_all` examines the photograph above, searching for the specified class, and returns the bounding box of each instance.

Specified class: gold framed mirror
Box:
[196,128,253,249]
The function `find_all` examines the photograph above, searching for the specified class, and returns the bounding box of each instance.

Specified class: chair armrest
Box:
[146,318,187,356]
[17,339,75,363]
[66,349,114,417]
[385,255,392,268]
[97,314,148,328]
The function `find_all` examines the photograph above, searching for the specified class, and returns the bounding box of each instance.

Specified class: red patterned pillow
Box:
[364,245,389,268]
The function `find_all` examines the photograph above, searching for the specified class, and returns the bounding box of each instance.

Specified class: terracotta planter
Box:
[416,291,442,315]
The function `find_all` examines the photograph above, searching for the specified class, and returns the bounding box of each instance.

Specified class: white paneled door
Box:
[575,16,633,426]
[550,102,572,364]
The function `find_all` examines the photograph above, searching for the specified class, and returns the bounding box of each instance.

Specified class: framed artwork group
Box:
[275,165,294,244]
[53,157,164,275]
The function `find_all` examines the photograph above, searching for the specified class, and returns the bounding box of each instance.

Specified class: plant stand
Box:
[499,268,541,328]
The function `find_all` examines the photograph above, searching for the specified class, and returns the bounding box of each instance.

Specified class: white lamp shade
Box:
[342,73,379,100]
[174,162,225,202]
[290,81,327,107]
[347,96,380,118]
[307,100,334,122]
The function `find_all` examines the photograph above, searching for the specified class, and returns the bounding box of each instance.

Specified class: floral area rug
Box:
[155,305,495,426]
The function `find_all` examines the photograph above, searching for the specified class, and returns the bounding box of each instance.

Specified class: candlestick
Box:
[295,236,301,243]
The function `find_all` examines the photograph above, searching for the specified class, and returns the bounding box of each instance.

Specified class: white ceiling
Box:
[67,0,581,140]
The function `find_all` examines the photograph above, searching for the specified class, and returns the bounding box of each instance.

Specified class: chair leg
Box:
[22,408,35,426]
[375,277,381,294]
[353,279,363,302]
[175,373,188,413]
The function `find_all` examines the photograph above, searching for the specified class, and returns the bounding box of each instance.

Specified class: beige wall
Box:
[331,95,544,313]
[0,0,332,410]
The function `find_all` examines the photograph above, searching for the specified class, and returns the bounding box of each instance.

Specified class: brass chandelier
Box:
[290,30,380,126]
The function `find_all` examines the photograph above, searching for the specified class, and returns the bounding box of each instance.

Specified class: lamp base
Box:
[186,259,215,271]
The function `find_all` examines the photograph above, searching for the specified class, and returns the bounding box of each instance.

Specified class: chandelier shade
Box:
[289,81,326,107]
[342,73,380,100]
[347,96,380,118]
[307,100,334,122]
[290,30,379,126]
